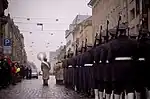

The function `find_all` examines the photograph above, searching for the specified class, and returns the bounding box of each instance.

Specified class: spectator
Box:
[11,63,17,85]
[2,57,11,88]
[0,54,4,88]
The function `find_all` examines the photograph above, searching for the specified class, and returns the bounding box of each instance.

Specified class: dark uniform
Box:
[79,54,84,93]
[76,53,83,92]
[135,29,150,95]
[102,29,117,95]
[62,59,68,87]
[75,55,80,92]
[71,56,77,90]
[67,57,74,89]
[107,25,138,95]
[93,45,105,92]
[82,47,94,95]
[65,59,69,87]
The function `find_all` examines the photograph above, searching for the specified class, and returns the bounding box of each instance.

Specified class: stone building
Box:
[56,45,66,61]
[0,0,8,54]
[50,46,66,74]
[0,0,8,17]
[72,16,93,49]
[65,30,73,55]
[49,51,60,74]
[65,15,91,55]
[88,0,150,36]
[4,15,27,65]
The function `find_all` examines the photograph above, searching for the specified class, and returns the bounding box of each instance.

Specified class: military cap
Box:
[102,35,108,39]
[86,43,93,51]
[109,29,116,36]
[139,28,149,35]
[130,33,138,39]
[118,23,128,31]
[77,46,82,52]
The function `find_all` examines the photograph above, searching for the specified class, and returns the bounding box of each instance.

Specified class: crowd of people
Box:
[0,54,31,89]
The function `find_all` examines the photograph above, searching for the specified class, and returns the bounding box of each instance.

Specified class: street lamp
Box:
[37,23,43,31]
[27,18,30,21]
[50,33,53,35]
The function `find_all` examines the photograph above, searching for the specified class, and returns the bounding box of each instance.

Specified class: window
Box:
[129,0,134,4]
[130,26,135,34]
[130,8,135,21]
[136,24,140,33]
[123,0,127,8]
[136,0,140,16]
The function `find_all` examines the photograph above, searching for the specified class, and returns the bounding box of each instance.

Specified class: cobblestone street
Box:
[0,76,91,99]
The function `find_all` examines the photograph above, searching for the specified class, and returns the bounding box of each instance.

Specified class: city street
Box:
[0,76,91,99]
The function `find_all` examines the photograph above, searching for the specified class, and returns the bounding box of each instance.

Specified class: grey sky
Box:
[7,0,91,70]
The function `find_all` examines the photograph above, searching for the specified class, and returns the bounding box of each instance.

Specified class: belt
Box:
[115,57,132,61]
[106,60,109,63]
[99,60,102,63]
[84,64,93,67]
[138,58,145,61]
[76,65,81,67]
[93,61,102,63]
[68,65,72,68]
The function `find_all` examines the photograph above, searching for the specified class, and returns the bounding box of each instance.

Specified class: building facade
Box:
[65,30,74,55]
[65,15,92,55]
[71,16,93,54]
[56,45,66,61]
[49,46,66,74]
[49,51,59,74]
[4,15,27,65]
[0,0,8,54]
[88,0,150,36]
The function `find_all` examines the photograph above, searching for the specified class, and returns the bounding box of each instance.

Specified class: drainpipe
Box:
[0,22,3,54]
[139,0,149,30]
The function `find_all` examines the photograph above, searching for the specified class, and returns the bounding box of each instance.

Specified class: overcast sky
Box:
[6,0,91,70]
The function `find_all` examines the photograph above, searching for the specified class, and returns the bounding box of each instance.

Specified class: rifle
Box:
[106,20,109,42]
[99,25,102,44]
[84,38,88,52]
[81,41,84,53]
[75,43,78,56]
[115,16,121,39]
[94,33,98,47]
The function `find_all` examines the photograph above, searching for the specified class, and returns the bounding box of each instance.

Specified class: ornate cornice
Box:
[88,0,100,8]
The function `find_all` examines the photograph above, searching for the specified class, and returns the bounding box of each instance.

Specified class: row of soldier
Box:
[62,18,150,99]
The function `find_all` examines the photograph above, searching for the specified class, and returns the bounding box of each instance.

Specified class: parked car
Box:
[31,69,38,79]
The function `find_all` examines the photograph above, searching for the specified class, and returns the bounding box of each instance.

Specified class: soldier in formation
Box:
[62,16,150,99]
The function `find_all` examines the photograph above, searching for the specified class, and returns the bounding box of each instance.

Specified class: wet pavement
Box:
[0,76,92,99]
